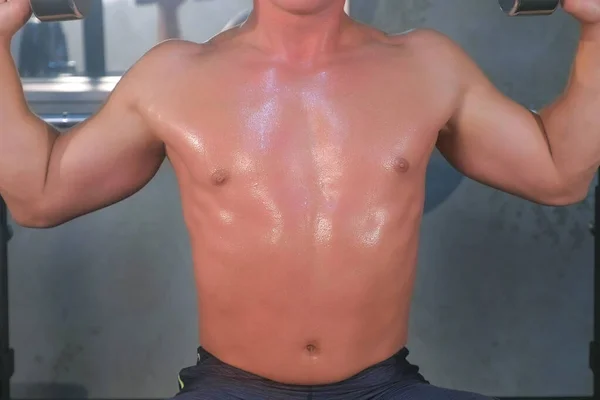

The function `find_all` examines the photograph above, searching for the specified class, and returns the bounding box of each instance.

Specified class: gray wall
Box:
[8,0,593,398]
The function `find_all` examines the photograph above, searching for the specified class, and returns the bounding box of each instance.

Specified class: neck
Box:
[247,0,351,63]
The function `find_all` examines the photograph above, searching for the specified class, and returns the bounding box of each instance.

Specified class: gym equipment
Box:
[498,0,560,16]
[0,196,13,400]
[29,0,92,22]
[28,0,561,23]
[592,173,600,397]
[18,20,75,77]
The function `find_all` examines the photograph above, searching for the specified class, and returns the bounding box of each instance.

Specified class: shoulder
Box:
[115,40,214,99]
[387,28,482,86]
[388,28,470,65]
[145,39,204,59]
[136,30,244,71]
[389,28,453,46]
[100,40,207,116]
[131,39,209,77]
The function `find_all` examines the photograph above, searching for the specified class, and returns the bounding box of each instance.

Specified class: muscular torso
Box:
[144,28,458,384]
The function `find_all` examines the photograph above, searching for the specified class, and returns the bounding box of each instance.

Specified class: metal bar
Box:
[40,113,90,129]
[8,397,593,400]
[0,197,12,400]
[594,169,600,399]
[83,0,106,77]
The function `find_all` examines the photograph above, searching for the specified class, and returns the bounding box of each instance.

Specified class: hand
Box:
[0,0,32,41]
[562,0,600,25]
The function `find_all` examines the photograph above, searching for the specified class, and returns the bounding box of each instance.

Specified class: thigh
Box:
[380,382,496,400]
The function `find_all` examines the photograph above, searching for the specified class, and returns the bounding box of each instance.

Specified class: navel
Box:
[211,169,230,186]
[305,342,320,356]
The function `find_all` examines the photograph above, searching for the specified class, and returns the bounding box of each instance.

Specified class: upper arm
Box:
[420,30,563,204]
[38,41,196,226]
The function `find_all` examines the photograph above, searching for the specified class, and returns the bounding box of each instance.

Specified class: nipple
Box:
[393,157,410,173]
[211,169,230,186]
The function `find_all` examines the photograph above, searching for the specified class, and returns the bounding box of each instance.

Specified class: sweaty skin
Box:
[155,26,434,384]
[1,0,600,387]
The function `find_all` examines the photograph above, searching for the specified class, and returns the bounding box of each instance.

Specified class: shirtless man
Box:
[0,0,598,398]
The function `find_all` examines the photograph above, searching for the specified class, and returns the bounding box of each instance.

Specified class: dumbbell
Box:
[29,0,92,22]
[498,0,560,15]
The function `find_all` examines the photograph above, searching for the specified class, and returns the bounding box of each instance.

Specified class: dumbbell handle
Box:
[499,0,560,16]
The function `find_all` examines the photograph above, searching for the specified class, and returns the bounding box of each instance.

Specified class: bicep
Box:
[41,74,165,225]
[436,43,560,202]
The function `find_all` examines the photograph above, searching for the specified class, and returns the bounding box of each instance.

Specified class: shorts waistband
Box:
[197,346,410,363]
[194,346,426,390]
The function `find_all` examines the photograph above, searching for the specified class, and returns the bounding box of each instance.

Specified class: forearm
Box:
[540,24,600,193]
[0,42,59,219]
[157,6,181,41]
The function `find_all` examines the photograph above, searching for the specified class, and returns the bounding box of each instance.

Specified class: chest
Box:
[157,64,450,188]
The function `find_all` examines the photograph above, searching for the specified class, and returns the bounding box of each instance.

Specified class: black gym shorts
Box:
[170,347,496,400]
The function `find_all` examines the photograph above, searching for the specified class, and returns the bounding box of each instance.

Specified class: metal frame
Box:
[0,198,13,400]
[83,0,106,77]
[23,76,118,117]
[592,173,600,398]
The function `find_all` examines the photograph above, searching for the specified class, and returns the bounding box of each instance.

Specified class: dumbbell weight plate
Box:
[30,0,92,22]
[499,0,560,15]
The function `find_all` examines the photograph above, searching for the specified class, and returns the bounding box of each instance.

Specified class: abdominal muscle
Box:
[179,178,424,385]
